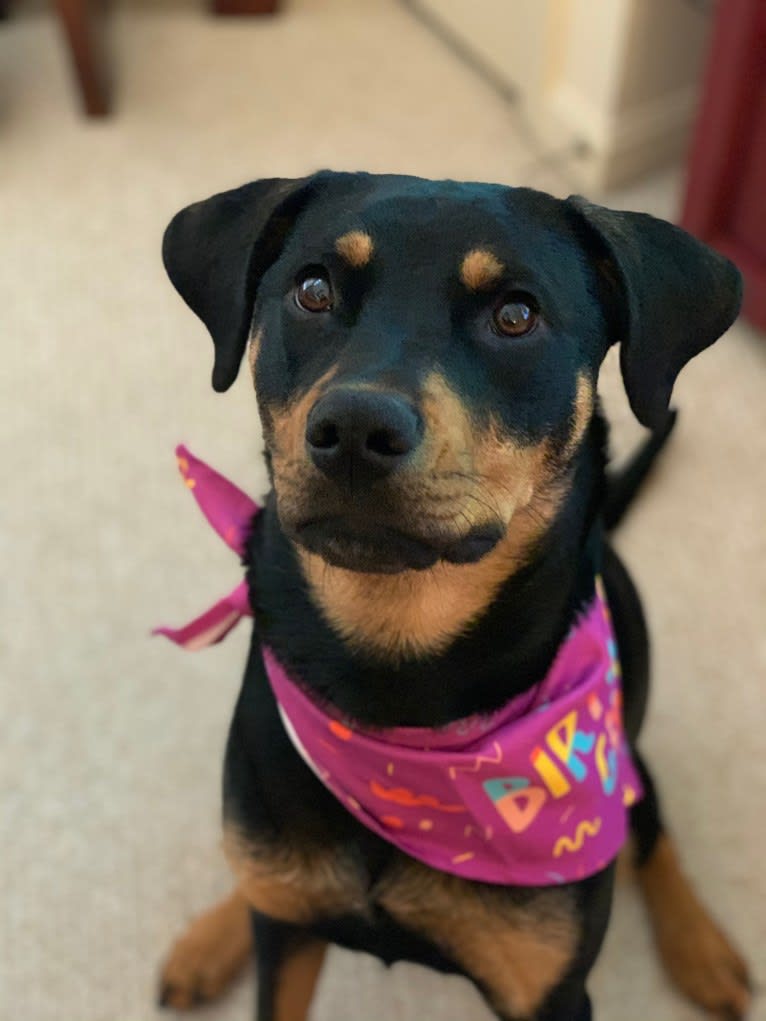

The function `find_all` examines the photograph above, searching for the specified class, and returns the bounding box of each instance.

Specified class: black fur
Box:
[161,172,742,1020]
[566,198,741,430]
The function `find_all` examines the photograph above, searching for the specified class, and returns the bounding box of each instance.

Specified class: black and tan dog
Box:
[157,172,750,1020]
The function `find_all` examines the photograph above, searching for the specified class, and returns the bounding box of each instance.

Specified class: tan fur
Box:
[460,248,504,291]
[376,861,577,1018]
[247,327,262,380]
[335,230,374,268]
[561,373,595,460]
[273,939,328,1021]
[224,825,369,925]
[268,365,338,492]
[159,889,252,1009]
[638,835,751,1016]
[298,500,555,661]
[299,374,566,660]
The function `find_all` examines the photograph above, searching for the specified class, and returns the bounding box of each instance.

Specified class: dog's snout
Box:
[306,389,422,484]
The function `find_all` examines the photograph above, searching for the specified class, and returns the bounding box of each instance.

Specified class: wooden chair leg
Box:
[212,0,279,14]
[52,0,110,116]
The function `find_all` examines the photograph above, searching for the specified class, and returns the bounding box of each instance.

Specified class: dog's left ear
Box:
[162,174,324,392]
[567,196,742,429]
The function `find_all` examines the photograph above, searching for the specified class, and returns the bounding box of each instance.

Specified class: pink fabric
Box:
[152,446,257,648]
[157,448,642,885]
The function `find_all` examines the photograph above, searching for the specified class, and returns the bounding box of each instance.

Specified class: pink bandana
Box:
[156,447,642,886]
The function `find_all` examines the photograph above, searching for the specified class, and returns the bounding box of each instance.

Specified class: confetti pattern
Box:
[266,580,643,885]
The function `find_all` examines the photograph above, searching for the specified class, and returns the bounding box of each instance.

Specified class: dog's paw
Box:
[654,904,751,1019]
[158,890,252,1010]
[639,838,751,1019]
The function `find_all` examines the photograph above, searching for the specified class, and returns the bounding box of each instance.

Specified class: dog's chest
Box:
[225,824,580,1018]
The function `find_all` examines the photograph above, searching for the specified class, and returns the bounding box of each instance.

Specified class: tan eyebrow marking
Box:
[335,231,374,268]
[460,249,505,291]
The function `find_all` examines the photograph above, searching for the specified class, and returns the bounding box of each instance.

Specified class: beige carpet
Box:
[1,2,764,1019]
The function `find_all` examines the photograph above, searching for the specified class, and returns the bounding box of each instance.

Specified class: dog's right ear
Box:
[162,175,322,392]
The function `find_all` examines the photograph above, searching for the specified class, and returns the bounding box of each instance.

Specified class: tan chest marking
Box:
[376,862,577,1018]
[225,828,576,1016]
[223,825,369,925]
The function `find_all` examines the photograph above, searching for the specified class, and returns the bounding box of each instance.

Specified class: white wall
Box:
[414,0,549,97]
[415,0,713,189]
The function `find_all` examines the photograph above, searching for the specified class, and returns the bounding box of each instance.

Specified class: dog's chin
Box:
[293,517,504,574]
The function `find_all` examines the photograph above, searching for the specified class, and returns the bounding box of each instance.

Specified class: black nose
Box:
[306,388,422,485]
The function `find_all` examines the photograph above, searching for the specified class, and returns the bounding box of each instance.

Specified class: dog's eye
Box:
[295,272,333,313]
[492,296,537,337]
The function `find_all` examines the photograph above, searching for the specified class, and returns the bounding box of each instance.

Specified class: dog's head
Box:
[163,172,740,577]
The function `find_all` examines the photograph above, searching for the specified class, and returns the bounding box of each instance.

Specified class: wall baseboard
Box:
[547,84,698,191]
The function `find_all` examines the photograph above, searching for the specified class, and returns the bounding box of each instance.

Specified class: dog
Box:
[156,172,750,1021]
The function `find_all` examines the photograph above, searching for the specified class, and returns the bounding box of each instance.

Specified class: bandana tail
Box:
[153,581,251,650]
[174,444,259,555]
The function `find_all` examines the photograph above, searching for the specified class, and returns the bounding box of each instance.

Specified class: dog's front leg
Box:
[159,887,253,1009]
[251,912,327,1021]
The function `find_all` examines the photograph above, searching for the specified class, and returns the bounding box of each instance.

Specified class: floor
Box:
[1,2,764,1020]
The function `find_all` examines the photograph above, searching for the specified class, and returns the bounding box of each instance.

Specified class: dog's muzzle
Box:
[291,387,504,573]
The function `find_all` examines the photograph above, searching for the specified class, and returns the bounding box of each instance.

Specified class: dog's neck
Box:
[247,421,606,729]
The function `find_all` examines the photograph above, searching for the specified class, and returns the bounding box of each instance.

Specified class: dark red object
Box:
[41,0,277,117]
[212,0,279,13]
[53,0,110,116]
[681,0,766,331]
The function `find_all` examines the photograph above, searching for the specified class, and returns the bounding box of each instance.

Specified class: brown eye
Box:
[493,297,537,337]
[295,273,333,312]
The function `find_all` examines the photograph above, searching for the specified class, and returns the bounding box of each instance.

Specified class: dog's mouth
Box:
[294,516,504,573]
